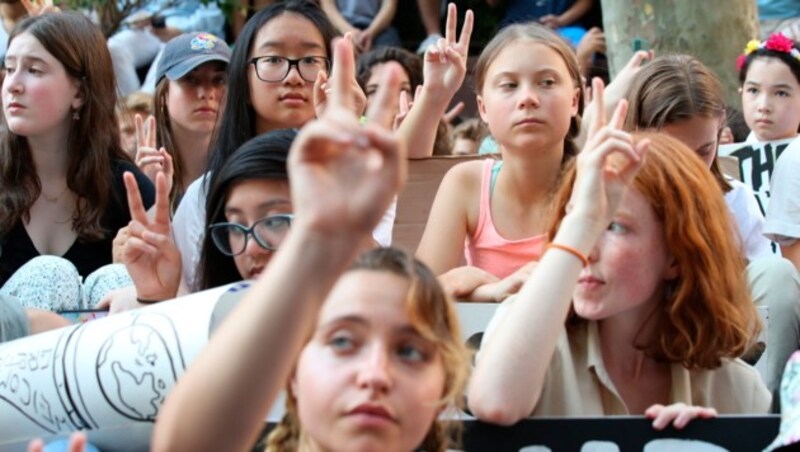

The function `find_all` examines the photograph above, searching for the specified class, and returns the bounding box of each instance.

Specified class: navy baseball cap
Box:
[156,32,231,83]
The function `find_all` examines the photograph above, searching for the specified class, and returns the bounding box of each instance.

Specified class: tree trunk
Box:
[601,0,759,107]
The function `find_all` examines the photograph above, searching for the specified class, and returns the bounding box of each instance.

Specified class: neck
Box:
[172,125,213,188]
[596,307,662,379]
[27,128,71,182]
[498,143,564,204]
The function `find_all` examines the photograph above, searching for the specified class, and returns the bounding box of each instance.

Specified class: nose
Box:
[356,344,392,393]
[587,242,600,263]
[517,84,540,109]
[243,233,270,258]
[756,92,771,113]
[4,70,22,95]
[283,64,305,86]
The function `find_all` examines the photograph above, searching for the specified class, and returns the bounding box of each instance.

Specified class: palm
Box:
[422,4,473,96]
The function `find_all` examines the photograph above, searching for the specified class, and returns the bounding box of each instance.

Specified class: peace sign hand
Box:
[134,114,174,194]
[290,36,406,239]
[571,77,649,233]
[422,3,473,99]
[314,33,367,117]
[21,0,60,15]
[121,171,181,302]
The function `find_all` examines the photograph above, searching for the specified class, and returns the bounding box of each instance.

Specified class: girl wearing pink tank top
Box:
[417,23,584,301]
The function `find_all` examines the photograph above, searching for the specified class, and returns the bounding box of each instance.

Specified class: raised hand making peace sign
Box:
[134,114,174,195]
[290,35,405,239]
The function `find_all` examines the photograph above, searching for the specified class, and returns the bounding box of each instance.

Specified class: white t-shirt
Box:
[724,177,774,260]
[172,174,397,291]
[765,139,800,246]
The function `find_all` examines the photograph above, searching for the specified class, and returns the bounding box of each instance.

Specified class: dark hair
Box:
[725,106,751,142]
[205,0,336,185]
[197,129,296,290]
[0,12,129,240]
[356,46,423,92]
[738,36,800,86]
[624,54,732,193]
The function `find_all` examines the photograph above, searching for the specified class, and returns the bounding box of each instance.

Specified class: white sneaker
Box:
[417,33,443,54]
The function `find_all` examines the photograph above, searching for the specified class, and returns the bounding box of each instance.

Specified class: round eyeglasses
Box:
[209,214,293,257]
[249,55,330,83]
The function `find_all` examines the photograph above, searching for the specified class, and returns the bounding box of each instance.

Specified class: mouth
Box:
[514,117,545,126]
[755,118,773,125]
[6,102,25,110]
[577,274,605,287]
[194,107,217,114]
[249,266,264,279]
[347,403,397,424]
[280,93,307,102]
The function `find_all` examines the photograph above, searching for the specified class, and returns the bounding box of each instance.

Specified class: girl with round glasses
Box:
[198,130,296,289]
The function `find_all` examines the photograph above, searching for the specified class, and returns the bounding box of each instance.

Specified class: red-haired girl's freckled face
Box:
[573,188,677,324]
[293,270,446,452]
[248,13,326,134]
[742,57,800,141]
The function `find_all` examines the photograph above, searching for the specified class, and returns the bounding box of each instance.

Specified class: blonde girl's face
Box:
[477,40,579,154]
[247,13,327,135]
[742,56,800,141]
[293,270,446,452]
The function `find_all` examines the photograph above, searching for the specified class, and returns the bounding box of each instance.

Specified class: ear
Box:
[71,78,85,111]
[477,94,489,123]
[571,86,580,117]
[663,254,679,281]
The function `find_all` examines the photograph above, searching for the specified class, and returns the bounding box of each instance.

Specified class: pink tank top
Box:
[465,159,547,279]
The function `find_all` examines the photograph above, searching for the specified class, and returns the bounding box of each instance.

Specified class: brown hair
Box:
[154,79,184,208]
[265,247,470,452]
[624,54,732,193]
[0,12,130,240]
[472,23,584,160]
[548,133,759,369]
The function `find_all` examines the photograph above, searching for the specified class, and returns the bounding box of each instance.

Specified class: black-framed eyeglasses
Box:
[249,55,330,83]
[209,214,293,256]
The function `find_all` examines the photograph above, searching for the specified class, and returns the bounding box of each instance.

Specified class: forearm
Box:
[152,228,362,452]
[365,0,397,35]
[320,0,359,33]
[782,241,800,273]
[399,86,452,158]
[468,215,599,424]
[558,0,593,25]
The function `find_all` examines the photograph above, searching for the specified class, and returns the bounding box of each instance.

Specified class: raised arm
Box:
[151,37,405,452]
[398,3,473,158]
[468,80,649,424]
[319,0,359,35]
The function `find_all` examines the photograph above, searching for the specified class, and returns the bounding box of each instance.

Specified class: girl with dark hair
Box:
[0,12,154,310]
[171,0,343,292]
[197,130,295,290]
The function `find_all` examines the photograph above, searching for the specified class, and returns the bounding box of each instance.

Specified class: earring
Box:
[72,109,80,121]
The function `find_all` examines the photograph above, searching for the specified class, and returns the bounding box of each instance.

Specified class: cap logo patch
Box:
[190,34,217,51]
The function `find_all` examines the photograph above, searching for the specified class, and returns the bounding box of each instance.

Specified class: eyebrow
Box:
[745,81,796,90]
[224,199,290,215]
[257,40,324,52]
[321,315,424,336]
[4,55,49,65]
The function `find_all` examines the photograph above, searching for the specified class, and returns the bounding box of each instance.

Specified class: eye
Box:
[396,343,426,362]
[776,89,790,97]
[262,56,284,65]
[540,78,556,87]
[498,81,517,89]
[607,221,627,233]
[213,75,227,86]
[4,65,15,74]
[746,87,758,94]
[329,331,357,352]
[27,67,42,75]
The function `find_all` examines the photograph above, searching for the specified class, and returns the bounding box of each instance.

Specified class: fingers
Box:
[146,115,156,148]
[365,63,401,130]
[445,2,456,44]
[313,70,328,111]
[134,114,145,149]
[647,403,718,430]
[123,172,148,225]
[327,35,356,114]
[608,98,628,130]
[26,438,43,452]
[443,101,465,123]
[458,9,474,51]
[587,77,606,139]
[153,171,171,226]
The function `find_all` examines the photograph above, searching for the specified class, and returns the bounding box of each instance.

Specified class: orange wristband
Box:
[546,242,589,267]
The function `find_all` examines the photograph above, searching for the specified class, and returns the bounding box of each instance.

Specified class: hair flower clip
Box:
[737,33,800,71]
